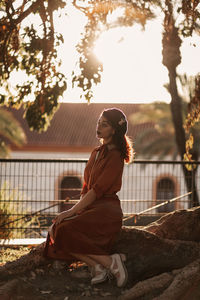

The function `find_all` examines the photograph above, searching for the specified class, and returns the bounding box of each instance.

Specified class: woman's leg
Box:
[71,253,112,268]
[71,253,97,267]
[88,254,128,288]
[87,254,112,268]
[71,253,108,284]
[70,253,128,287]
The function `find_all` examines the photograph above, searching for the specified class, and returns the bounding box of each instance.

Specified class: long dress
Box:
[44,144,124,262]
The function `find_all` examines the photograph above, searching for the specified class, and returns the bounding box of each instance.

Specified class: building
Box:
[9,103,143,159]
[1,103,197,226]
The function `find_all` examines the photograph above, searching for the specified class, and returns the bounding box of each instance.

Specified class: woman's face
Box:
[96,115,115,143]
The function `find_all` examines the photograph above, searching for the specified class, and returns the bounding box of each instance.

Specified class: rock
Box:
[40,290,52,294]
[70,268,90,279]
[113,226,200,283]
[81,290,91,296]
[119,272,173,300]
[120,259,200,300]
[30,271,36,280]
[65,285,73,292]
[100,291,113,297]
[0,206,200,299]
[35,268,45,275]
[155,259,200,300]
[0,279,19,300]
[144,206,200,242]
[51,260,67,270]
[71,270,90,279]
[78,283,86,288]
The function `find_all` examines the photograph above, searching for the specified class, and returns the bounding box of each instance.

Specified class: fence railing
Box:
[0,159,199,240]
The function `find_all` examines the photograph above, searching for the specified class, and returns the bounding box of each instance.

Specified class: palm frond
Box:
[130,102,173,134]
[135,132,176,159]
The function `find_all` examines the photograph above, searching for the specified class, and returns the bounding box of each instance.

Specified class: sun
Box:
[92,21,170,103]
[55,5,200,104]
[54,5,170,103]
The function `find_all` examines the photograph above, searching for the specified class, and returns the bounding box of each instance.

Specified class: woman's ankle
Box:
[88,254,112,269]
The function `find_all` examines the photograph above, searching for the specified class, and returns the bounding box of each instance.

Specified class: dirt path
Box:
[1,245,200,300]
[0,246,126,300]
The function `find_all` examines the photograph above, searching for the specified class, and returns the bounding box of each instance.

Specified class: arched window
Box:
[59,176,82,212]
[156,178,175,213]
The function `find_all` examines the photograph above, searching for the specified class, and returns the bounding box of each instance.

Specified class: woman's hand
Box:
[53,209,75,225]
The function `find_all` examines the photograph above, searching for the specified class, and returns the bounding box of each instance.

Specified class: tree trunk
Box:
[162,7,200,206]
[168,68,199,206]
[182,165,199,207]
[168,68,186,158]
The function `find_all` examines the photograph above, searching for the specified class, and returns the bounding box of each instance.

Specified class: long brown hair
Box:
[102,108,134,163]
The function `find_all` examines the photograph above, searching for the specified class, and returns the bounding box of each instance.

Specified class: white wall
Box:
[11,150,90,159]
[3,150,196,215]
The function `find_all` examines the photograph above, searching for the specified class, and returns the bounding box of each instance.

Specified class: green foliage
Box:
[72,22,103,102]
[177,0,200,37]
[0,0,200,131]
[72,0,155,102]
[132,102,178,159]
[0,0,67,132]
[183,74,200,164]
[0,182,39,239]
[0,108,26,157]
[132,101,200,160]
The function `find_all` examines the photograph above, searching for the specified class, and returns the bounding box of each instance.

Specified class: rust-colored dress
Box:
[44,144,124,261]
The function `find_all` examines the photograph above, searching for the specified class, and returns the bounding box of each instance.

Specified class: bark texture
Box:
[0,206,200,299]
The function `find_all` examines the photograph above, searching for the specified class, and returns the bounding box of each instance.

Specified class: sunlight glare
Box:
[93,21,170,103]
[54,3,87,75]
[106,7,125,23]
[55,5,200,104]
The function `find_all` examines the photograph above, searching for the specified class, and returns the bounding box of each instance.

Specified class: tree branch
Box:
[14,0,44,25]
[72,0,88,15]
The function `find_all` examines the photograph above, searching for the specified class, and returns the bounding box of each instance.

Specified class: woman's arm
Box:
[72,188,96,213]
[54,189,96,225]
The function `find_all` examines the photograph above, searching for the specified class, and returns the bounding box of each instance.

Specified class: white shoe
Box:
[91,264,108,285]
[110,254,128,288]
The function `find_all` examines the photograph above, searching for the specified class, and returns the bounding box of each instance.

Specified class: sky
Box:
[8,2,199,105]
[55,3,200,105]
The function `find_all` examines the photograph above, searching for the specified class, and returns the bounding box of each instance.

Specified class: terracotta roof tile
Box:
[5,103,150,151]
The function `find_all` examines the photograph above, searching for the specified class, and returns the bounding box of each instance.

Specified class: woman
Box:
[44,108,134,288]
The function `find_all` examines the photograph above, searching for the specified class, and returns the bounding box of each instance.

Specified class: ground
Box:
[1,205,200,300]
[0,246,127,300]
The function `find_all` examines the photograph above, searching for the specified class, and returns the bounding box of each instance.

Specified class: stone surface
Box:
[0,206,200,299]
[113,226,200,284]
[120,259,200,300]
[0,279,19,300]
[155,259,200,300]
[144,206,200,242]
[119,272,173,300]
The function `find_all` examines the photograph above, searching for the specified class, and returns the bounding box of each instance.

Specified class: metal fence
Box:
[0,159,200,241]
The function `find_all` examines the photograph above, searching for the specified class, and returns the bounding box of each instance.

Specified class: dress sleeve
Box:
[92,151,124,199]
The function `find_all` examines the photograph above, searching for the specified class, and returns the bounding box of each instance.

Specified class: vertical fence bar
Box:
[0,159,199,240]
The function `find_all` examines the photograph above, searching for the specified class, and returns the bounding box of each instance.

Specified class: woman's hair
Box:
[102,108,134,164]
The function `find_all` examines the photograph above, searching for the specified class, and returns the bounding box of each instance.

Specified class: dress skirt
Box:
[44,196,123,262]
